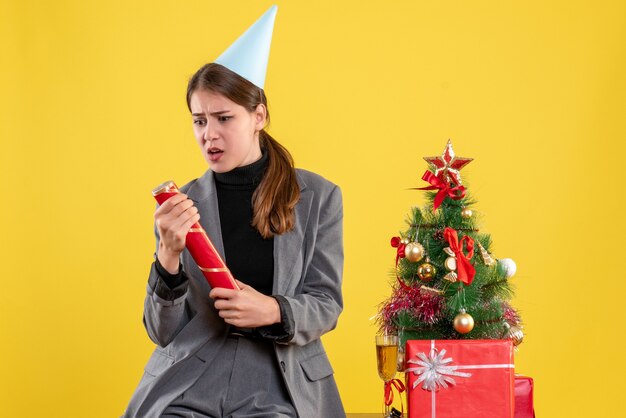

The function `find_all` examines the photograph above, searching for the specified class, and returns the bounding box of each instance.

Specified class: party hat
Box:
[215,5,278,89]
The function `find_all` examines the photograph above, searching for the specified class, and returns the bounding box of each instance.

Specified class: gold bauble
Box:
[507,325,524,346]
[444,256,457,271]
[461,208,473,218]
[400,238,410,245]
[405,242,425,262]
[453,310,475,334]
[417,262,437,281]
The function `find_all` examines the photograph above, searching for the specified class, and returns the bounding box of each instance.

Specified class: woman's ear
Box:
[254,104,267,130]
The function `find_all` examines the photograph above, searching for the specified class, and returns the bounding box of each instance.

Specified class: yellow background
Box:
[2,0,625,416]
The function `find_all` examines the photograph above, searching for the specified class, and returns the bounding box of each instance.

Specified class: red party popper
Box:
[152,181,239,290]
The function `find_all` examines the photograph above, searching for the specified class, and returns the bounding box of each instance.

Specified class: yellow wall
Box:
[2,0,624,416]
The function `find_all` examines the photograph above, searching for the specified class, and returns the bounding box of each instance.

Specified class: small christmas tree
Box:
[378,140,523,352]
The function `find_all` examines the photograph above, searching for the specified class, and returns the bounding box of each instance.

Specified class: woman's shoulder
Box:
[295,168,340,193]
[295,169,343,215]
[295,169,342,209]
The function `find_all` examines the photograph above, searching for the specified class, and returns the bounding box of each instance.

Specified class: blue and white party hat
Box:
[215,5,278,89]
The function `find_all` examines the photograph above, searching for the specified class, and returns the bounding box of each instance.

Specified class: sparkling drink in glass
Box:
[375,335,399,416]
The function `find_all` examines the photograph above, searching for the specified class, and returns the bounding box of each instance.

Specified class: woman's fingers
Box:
[181,212,201,232]
[155,194,201,252]
[155,193,188,217]
[213,296,236,309]
[168,198,195,218]
[210,287,238,300]
[167,206,199,234]
[156,197,197,228]
[210,284,280,328]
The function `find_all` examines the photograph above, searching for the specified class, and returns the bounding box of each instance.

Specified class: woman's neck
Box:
[213,151,268,186]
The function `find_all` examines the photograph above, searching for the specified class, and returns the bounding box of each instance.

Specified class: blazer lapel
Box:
[274,173,313,295]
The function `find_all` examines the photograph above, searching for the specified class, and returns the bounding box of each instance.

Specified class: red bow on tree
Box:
[390,237,411,289]
[444,227,476,285]
[414,171,466,210]
[390,237,406,265]
[384,378,406,406]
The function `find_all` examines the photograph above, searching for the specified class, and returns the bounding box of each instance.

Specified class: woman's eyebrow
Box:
[191,110,231,117]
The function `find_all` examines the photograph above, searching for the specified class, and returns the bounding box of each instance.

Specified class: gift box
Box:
[514,375,535,418]
[405,339,514,418]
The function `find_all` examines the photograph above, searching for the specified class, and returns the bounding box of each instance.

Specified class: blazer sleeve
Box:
[279,184,344,346]
[142,226,193,348]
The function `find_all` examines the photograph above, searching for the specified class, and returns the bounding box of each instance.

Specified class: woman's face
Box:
[189,89,266,173]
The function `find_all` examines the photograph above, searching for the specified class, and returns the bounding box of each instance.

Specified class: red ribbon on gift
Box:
[390,237,411,290]
[444,227,476,285]
[414,171,466,210]
[384,378,406,406]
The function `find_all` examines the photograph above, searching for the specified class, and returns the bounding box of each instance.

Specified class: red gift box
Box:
[514,376,535,418]
[406,339,514,418]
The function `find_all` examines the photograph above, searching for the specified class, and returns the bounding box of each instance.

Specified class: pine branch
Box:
[481,278,509,290]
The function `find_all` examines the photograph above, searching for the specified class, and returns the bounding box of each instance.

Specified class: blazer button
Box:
[280,361,286,372]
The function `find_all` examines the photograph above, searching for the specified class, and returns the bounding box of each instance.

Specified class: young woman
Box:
[123,62,345,417]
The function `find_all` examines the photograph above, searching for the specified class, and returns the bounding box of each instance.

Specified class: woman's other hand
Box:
[210,280,281,328]
[155,193,200,274]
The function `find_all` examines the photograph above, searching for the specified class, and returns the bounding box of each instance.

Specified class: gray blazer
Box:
[123,168,345,418]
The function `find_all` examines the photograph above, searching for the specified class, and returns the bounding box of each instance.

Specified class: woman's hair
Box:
[186,63,300,239]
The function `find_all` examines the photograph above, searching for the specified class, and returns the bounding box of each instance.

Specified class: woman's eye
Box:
[218,116,232,122]
[193,119,207,126]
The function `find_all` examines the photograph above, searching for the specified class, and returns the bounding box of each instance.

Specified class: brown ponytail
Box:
[252,131,300,238]
[186,63,300,238]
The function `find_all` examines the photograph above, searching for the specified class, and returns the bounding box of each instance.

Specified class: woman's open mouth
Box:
[207,147,223,162]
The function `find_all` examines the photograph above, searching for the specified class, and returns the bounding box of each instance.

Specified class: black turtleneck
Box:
[214,152,274,296]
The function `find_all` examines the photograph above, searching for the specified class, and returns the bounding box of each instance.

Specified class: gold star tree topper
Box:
[423,139,473,185]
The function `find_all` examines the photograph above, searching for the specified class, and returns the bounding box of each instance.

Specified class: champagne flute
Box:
[375,334,399,416]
